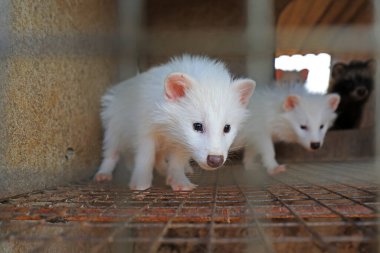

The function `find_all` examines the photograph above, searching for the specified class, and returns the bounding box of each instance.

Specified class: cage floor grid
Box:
[0,161,378,253]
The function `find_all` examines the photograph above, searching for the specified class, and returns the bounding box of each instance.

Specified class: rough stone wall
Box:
[0,0,119,198]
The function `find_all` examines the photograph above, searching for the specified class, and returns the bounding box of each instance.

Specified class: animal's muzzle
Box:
[207,155,224,168]
[310,142,321,150]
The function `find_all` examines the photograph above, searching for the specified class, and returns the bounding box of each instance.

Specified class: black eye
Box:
[223,124,231,133]
[320,125,324,129]
[193,122,204,133]
[300,125,308,130]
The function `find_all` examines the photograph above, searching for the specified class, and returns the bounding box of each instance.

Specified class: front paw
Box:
[130,184,151,191]
[166,176,197,191]
[267,165,287,175]
[129,172,152,191]
[94,172,113,182]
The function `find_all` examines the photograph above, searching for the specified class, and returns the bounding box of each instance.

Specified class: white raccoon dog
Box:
[235,86,340,175]
[95,55,256,191]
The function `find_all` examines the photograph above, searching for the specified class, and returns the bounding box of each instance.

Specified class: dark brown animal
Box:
[328,60,375,130]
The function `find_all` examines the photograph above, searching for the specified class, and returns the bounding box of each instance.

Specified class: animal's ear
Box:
[164,72,194,101]
[275,69,284,80]
[300,69,309,81]
[367,59,376,74]
[232,79,256,107]
[326,93,340,111]
[331,62,346,79]
[283,95,300,111]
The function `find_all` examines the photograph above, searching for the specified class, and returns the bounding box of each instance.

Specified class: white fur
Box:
[234,86,340,174]
[95,55,256,190]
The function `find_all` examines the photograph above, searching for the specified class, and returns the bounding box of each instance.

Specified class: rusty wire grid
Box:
[0,161,378,253]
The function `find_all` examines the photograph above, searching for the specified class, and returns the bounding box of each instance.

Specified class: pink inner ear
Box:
[239,87,252,106]
[275,69,284,80]
[283,96,299,111]
[165,81,185,100]
[165,73,189,101]
[300,69,309,81]
[328,95,340,111]
[233,79,255,107]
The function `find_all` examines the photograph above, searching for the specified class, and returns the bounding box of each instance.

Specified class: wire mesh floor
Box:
[0,161,378,253]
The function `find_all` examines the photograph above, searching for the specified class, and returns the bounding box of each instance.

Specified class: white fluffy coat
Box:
[234,86,340,174]
[95,55,256,190]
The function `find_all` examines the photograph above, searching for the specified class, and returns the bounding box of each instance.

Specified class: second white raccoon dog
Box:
[95,55,256,191]
[235,86,340,175]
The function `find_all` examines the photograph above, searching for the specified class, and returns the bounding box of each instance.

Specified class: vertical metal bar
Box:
[206,169,219,253]
[245,3,276,250]
[373,0,380,251]
[246,0,275,85]
[117,0,144,80]
[232,169,276,253]
[149,169,211,253]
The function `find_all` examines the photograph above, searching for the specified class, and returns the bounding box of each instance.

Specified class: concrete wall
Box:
[0,0,119,198]
[140,0,251,77]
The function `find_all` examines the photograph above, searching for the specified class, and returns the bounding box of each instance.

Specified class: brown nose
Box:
[310,142,320,150]
[207,155,224,168]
